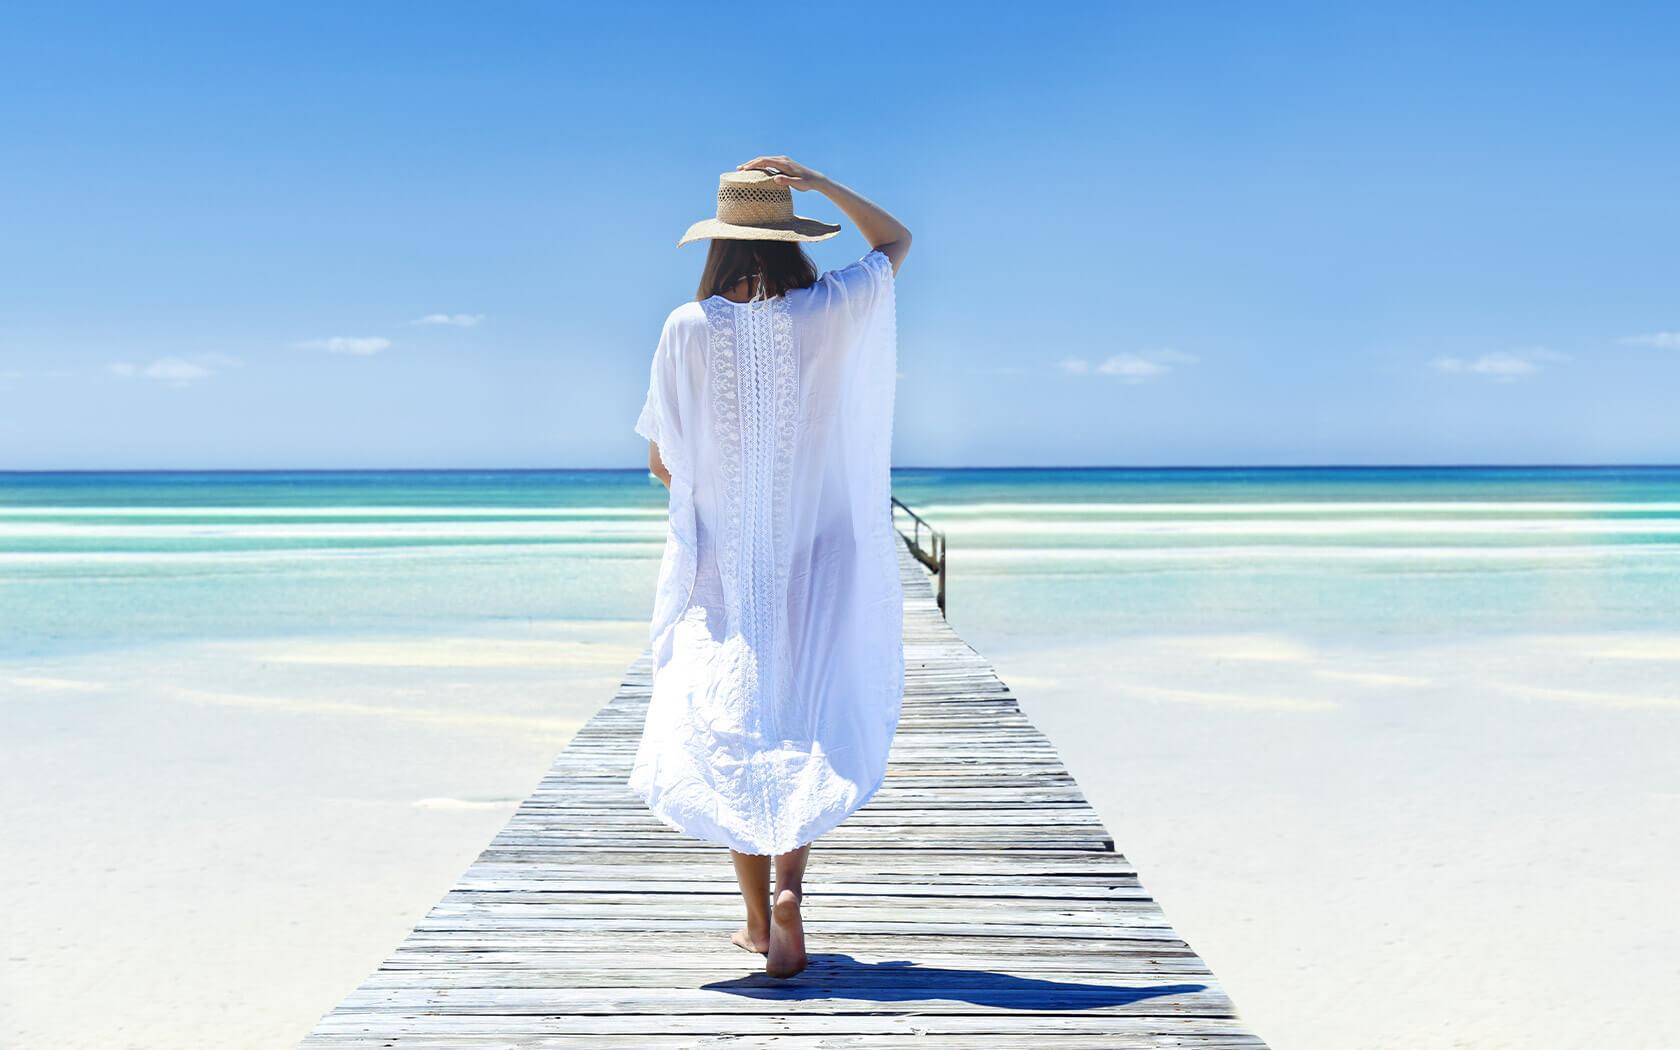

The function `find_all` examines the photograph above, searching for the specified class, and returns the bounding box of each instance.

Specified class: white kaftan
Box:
[629,248,905,855]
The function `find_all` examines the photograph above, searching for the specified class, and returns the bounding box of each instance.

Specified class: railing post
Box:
[891,494,947,618]
[936,534,947,616]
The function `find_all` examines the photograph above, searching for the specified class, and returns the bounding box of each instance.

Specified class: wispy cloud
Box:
[1619,331,1680,350]
[297,336,391,355]
[1430,347,1566,382]
[413,313,485,328]
[106,353,241,387]
[1061,348,1199,383]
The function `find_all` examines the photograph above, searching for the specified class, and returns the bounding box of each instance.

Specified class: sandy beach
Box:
[1,620,647,1049]
[978,629,1680,1050]
[5,622,1675,1048]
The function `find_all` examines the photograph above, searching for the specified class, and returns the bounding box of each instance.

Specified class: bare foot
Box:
[731,921,769,954]
[765,888,807,978]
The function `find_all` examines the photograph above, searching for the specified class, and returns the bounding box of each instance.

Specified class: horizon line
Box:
[4,463,1680,476]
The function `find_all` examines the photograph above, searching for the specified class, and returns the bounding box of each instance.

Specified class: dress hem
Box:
[630,761,892,856]
[627,692,902,856]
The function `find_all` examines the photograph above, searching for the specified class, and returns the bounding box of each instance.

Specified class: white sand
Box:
[4,626,1675,1048]
[975,630,1680,1050]
[0,621,647,1049]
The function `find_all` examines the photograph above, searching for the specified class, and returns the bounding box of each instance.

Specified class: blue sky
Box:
[2,2,1677,469]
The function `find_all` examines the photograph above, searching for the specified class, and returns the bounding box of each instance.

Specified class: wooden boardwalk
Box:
[302,543,1267,1048]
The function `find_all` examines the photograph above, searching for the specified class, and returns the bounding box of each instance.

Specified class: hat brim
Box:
[677,216,842,247]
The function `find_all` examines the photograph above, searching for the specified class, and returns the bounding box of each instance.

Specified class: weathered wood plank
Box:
[299,541,1267,1048]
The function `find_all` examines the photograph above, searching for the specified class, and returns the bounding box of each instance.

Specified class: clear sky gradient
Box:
[2,2,1677,469]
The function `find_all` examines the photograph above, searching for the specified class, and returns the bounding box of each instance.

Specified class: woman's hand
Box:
[738,155,912,274]
[737,156,828,192]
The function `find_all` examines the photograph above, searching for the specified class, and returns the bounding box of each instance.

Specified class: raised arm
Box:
[737,156,912,275]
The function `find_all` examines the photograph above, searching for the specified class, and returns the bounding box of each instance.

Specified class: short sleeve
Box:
[634,358,662,446]
[817,248,895,324]
[634,313,676,448]
[634,307,696,483]
[631,310,672,443]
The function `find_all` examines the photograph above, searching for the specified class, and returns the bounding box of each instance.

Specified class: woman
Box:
[629,156,911,978]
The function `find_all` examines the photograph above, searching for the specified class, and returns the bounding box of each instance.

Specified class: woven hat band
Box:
[716,182,796,225]
[675,168,840,245]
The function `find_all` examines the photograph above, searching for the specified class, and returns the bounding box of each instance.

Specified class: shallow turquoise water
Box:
[3,467,1678,659]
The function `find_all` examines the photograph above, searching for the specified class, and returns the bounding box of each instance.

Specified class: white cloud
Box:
[146,359,212,382]
[1059,349,1198,382]
[298,336,391,355]
[1098,354,1169,380]
[1089,348,1200,383]
[1430,347,1565,382]
[414,313,485,328]
[105,353,240,387]
[1620,331,1680,349]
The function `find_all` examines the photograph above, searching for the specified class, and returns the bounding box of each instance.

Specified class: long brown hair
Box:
[696,239,819,301]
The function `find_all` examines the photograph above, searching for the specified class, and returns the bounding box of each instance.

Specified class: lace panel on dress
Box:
[699,293,799,848]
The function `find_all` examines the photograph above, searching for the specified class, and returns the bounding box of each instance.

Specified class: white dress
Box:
[629,248,905,855]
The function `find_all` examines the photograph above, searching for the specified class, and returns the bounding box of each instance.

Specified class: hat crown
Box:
[715,170,795,226]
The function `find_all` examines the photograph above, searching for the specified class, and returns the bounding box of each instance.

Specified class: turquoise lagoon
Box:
[3,466,1679,659]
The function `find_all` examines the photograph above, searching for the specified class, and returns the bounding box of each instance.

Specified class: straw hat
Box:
[677,170,842,247]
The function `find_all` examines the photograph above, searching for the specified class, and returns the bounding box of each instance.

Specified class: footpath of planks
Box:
[302,542,1268,1048]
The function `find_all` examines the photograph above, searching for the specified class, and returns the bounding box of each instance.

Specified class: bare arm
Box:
[737,156,911,275]
[648,442,671,488]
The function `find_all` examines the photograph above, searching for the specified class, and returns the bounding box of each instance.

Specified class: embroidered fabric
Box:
[699,291,799,845]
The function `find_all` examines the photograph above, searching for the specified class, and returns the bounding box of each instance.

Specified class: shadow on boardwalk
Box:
[705,954,1208,1010]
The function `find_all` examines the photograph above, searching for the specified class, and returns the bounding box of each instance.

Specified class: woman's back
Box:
[631,246,902,855]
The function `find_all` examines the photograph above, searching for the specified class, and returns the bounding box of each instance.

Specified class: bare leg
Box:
[729,849,771,954]
[767,843,810,978]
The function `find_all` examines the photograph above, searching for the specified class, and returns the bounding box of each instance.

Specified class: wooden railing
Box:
[891,495,946,617]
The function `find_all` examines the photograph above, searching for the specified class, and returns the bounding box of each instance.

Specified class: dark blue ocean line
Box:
[4,465,1680,512]
[3,464,1680,477]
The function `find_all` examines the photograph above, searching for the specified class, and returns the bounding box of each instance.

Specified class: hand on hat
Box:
[738,156,827,192]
